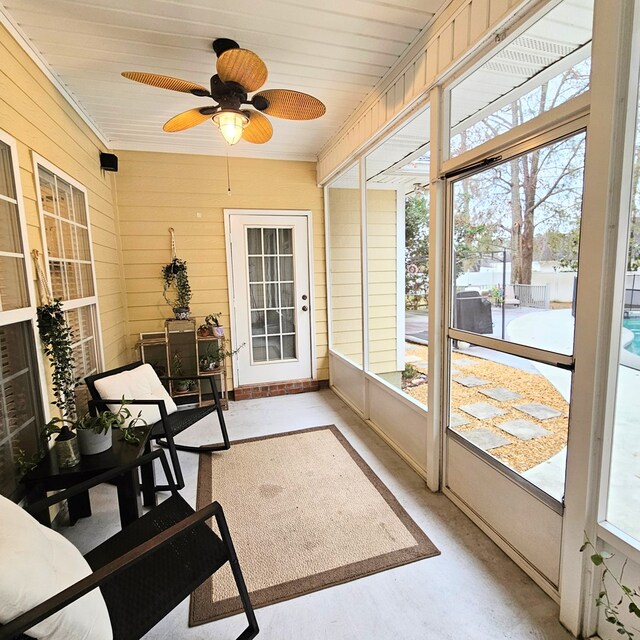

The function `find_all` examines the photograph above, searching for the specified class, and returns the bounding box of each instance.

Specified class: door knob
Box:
[302,294,308,300]
[302,305,308,311]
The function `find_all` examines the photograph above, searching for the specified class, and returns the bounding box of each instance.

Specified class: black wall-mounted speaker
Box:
[99,152,118,172]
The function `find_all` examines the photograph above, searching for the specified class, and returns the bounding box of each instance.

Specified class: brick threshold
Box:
[232,379,328,401]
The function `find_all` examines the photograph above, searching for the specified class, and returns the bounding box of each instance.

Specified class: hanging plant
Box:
[161,257,192,316]
[36,299,77,419]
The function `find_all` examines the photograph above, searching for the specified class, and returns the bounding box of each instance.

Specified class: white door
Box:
[227,211,312,386]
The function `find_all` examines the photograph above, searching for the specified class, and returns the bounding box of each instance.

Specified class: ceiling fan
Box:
[121,38,326,146]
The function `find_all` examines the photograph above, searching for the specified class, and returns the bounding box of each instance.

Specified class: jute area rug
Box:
[189,425,439,626]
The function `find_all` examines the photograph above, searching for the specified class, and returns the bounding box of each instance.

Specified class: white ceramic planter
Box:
[212,326,224,338]
[77,428,112,456]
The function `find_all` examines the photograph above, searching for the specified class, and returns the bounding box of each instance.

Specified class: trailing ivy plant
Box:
[36,299,77,419]
[161,257,192,310]
[581,536,640,639]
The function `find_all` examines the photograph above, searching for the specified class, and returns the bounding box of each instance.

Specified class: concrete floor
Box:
[61,389,575,640]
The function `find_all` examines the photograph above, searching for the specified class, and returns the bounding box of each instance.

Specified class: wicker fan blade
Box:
[242,111,273,144]
[122,71,209,95]
[163,108,213,133]
[217,49,268,92]
[255,89,326,120]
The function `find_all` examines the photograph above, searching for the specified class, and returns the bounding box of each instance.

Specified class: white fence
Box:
[514,284,550,309]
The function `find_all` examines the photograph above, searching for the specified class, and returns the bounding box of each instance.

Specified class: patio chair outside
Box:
[504,284,521,307]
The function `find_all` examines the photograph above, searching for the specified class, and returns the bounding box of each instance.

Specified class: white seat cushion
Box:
[93,363,178,427]
[0,495,113,639]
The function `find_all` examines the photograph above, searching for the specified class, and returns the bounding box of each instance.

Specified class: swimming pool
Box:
[623,317,640,355]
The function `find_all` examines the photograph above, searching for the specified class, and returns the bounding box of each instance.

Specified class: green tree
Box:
[405,193,429,309]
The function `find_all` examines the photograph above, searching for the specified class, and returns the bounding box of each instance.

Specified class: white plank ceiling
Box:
[0,0,448,161]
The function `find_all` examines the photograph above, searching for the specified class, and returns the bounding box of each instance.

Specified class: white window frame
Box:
[0,128,49,498]
[32,153,104,379]
[594,3,640,560]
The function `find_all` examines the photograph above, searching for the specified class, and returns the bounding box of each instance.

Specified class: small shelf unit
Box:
[137,319,228,409]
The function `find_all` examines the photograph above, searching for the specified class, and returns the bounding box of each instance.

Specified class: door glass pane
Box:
[449,0,593,158]
[282,308,295,333]
[250,283,264,309]
[246,227,297,363]
[252,337,267,362]
[606,83,640,543]
[280,283,293,307]
[251,310,265,335]
[248,257,263,282]
[282,335,296,358]
[278,229,292,254]
[452,132,586,355]
[247,228,262,254]
[448,340,569,501]
[328,163,363,365]
[280,256,293,281]
[263,228,277,254]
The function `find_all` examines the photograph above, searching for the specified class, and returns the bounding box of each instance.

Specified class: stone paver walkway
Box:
[459,402,507,420]
[480,387,522,402]
[497,419,550,440]
[459,428,512,451]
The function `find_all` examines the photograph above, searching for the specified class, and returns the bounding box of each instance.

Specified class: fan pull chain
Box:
[226,153,232,196]
[32,249,53,305]
[169,227,177,259]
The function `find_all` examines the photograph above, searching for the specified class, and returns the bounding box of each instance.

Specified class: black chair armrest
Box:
[0,500,224,640]
[24,450,176,518]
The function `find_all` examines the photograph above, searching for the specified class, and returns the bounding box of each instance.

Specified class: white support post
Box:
[559,0,639,635]
[426,85,446,492]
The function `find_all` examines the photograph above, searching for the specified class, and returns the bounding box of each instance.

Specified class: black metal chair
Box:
[85,361,230,490]
[0,449,259,640]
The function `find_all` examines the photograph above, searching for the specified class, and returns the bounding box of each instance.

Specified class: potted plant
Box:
[171,353,191,392]
[37,299,80,467]
[76,400,146,455]
[45,401,145,457]
[202,339,245,371]
[198,312,224,337]
[162,257,192,319]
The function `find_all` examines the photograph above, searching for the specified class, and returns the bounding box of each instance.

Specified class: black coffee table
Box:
[22,425,156,528]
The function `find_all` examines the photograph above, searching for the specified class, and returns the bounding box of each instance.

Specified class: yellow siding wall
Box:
[0,23,129,372]
[328,187,363,363]
[367,189,398,375]
[114,151,327,386]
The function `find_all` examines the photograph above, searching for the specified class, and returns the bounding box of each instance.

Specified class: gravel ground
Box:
[403,344,569,473]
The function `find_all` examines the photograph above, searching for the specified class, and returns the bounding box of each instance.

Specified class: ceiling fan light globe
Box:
[212,110,249,145]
